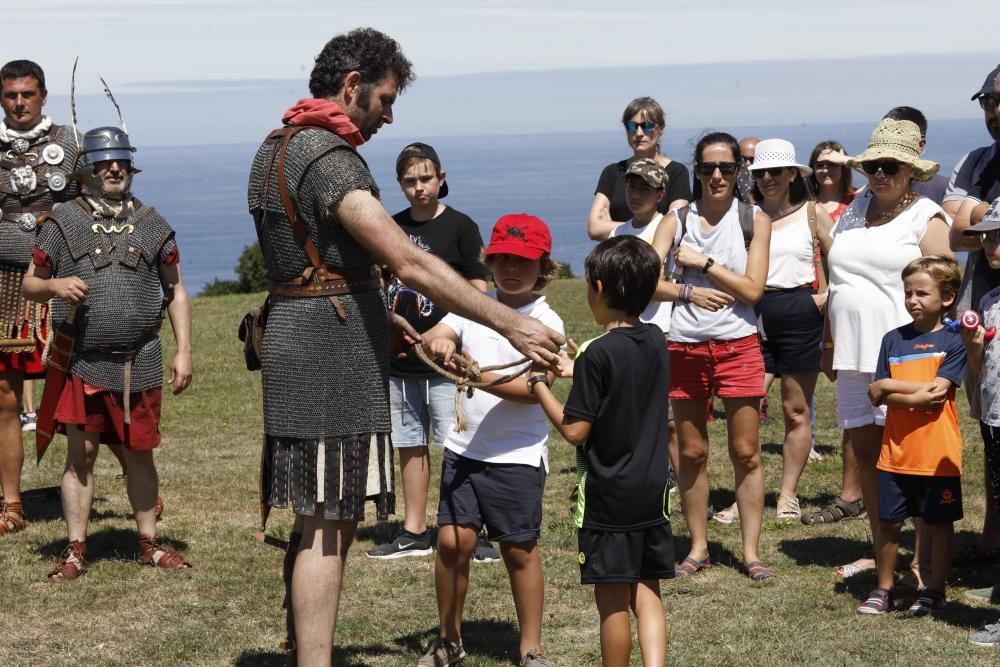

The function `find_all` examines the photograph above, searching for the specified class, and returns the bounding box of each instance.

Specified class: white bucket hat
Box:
[749,138,812,177]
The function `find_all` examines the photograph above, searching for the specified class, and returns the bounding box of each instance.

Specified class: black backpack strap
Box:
[737,201,755,249]
[675,205,690,244]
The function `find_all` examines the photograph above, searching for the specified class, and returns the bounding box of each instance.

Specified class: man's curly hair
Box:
[309,28,415,99]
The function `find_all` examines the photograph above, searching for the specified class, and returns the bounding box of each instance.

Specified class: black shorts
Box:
[758,286,823,375]
[578,523,675,584]
[437,448,545,543]
[878,471,963,524]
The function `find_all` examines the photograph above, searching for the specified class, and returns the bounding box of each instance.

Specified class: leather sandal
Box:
[800,497,865,525]
[0,500,27,536]
[138,535,192,570]
[49,540,88,581]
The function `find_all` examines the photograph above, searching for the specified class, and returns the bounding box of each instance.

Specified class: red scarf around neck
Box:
[281,99,365,148]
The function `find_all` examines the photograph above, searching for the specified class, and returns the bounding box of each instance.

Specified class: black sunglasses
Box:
[624,120,658,134]
[741,155,755,164]
[860,160,903,176]
[695,162,739,177]
[978,93,1000,112]
[752,167,786,179]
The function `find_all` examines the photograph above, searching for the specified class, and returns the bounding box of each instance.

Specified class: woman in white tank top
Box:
[750,139,835,523]
[651,132,774,580]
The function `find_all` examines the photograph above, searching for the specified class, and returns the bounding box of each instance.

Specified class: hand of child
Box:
[911,382,947,410]
[425,338,456,367]
[961,323,986,350]
[689,286,734,312]
[554,350,575,378]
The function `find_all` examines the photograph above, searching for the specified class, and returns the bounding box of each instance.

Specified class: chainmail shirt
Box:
[37,197,176,393]
[248,127,390,439]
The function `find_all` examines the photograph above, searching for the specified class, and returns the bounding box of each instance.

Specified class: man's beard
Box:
[354,86,378,140]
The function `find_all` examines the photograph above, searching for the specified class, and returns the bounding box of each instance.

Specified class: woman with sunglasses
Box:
[808,141,856,223]
[742,139,835,523]
[587,97,692,241]
[819,118,952,578]
[651,132,773,580]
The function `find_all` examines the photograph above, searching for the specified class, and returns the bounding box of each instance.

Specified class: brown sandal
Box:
[0,500,27,536]
[138,535,191,570]
[49,541,88,581]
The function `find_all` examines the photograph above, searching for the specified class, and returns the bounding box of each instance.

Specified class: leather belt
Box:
[268,264,381,298]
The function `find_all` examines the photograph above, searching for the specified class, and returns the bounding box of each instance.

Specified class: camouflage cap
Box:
[625,158,668,189]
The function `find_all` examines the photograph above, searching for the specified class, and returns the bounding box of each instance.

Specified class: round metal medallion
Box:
[10,138,29,154]
[15,212,36,232]
[47,172,67,192]
[42,144,64,165]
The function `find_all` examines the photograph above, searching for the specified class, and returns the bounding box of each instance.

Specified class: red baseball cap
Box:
[484,213,552,260]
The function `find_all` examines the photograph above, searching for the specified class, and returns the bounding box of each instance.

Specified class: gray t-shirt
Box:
[912,173,949,204]
[979,285,1000,426]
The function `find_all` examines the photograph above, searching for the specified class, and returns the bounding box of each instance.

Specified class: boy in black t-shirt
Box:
[532,235,673,665]
[367,143,492,561]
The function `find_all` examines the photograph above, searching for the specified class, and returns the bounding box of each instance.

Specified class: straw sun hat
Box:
[847,118,939,182]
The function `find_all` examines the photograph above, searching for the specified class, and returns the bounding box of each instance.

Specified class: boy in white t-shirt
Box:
[416,214,565,667]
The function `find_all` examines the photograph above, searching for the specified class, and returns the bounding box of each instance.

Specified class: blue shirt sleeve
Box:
[936,331,968,387]
[874,330,894,382]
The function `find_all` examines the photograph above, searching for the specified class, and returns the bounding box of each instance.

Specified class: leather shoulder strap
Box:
[737,201,755,249]
[268,127,324,274]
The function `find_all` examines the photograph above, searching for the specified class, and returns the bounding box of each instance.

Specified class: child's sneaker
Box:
[970,621,1000,646]
[418,637,466,666]
[908,589,946,616]
[365,529,433,560]
[473,532,501,563]
[857,588,894,615]
[20,411,36,433]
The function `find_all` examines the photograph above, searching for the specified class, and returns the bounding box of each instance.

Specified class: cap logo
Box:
[505,225,525,240]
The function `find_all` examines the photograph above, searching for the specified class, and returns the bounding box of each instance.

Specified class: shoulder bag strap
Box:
[272,127,325,277]
[737,200,755,249]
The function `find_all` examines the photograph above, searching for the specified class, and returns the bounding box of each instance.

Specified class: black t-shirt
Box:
[968,148,1000,309]
[389,206,489,378]
[595,159,692,222]
[564,324,670,531]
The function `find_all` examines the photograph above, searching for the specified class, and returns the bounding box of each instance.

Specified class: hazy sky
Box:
[5,0,998,92]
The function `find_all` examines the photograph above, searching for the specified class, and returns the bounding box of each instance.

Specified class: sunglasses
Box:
[983,229,1000,246]
[860,160,904,176]
[695,162,739,177]
[624,120,658,134]
[978,93,1000,111]
[741,155,755,164]
[753,167,786,179]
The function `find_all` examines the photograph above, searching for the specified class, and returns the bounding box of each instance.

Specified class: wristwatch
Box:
[527,374,550,393]
[702,257,715,273]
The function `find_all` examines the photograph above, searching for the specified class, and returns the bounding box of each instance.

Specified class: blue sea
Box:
[131,119,990,295]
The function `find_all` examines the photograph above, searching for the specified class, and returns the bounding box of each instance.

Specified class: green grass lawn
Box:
[2,279,1000,666]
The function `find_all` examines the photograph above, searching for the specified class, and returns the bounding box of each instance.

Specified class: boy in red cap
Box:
[416,213,564,667]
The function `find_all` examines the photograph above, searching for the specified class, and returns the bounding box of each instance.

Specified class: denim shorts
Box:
[389,377,456,448]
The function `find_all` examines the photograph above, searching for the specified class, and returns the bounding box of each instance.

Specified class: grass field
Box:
[2,279,1000,666]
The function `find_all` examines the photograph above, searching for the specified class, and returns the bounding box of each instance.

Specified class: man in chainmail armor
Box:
[249,27,564,664]
[0,60,80,538]
[22,126,193,580]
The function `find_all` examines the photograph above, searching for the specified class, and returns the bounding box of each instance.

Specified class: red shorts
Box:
[668,333,765,400]
[53,374,162,450]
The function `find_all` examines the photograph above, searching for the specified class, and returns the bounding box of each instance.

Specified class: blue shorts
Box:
[389,377,456,448]
[878,471,963,525]
[437,448,545,544]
